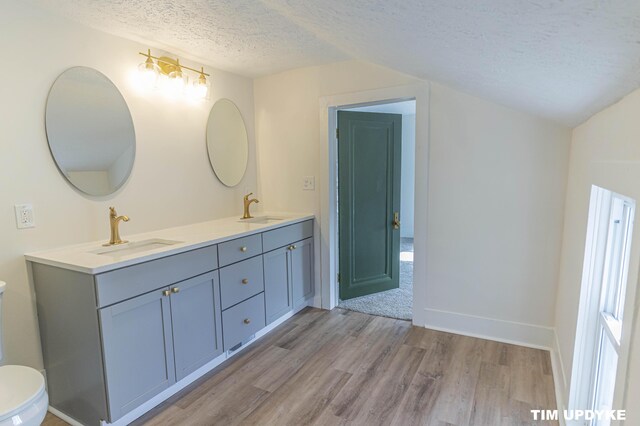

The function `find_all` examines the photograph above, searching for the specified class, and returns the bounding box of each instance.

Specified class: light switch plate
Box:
[15,204,35,229]
[303,176,315,191]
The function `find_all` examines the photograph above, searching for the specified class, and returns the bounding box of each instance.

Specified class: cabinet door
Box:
[264,246,292,324]
[291,237,314,310]
[170,272,223,381]
[100,288,175,421]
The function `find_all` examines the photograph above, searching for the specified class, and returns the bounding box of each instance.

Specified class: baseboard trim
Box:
[550,329,568,426]
[48,407,84,426]
[423,307,555,350]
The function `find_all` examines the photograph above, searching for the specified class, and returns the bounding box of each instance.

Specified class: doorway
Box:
[336,100,416,320]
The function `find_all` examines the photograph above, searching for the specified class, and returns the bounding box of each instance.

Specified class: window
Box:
[569,186,635,425]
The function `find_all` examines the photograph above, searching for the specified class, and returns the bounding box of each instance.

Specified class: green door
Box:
[338,111,402,300]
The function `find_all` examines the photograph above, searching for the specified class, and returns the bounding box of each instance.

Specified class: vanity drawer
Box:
[218,234,262,267]
[222,293,266,350]
[219,256,265,310]
[262,220,313,252]
[95,245,218,308]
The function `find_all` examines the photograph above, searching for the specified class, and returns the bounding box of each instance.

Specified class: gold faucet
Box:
[104,207,130,246]
[241,193,260,219]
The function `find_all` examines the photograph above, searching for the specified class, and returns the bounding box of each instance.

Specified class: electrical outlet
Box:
[15,204,35,229]
[303,176,315,191]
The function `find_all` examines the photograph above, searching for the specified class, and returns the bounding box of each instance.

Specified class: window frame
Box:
[568,186,636,421]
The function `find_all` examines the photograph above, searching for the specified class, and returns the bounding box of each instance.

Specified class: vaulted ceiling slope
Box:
[29,0,640,126]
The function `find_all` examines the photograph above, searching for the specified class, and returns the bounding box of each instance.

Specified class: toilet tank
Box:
[0,281,5,362]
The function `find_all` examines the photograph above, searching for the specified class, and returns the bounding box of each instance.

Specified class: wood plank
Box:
[390,329,457,426]
[358,344,425,425]
[431,335,485,425]
[468,361,510,425]
[243,367,352,425]
[42,413,70,426]
[333,316,411,374]
[328,319,413,421]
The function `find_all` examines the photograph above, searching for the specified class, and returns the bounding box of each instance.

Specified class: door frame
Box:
[318,83,430,326]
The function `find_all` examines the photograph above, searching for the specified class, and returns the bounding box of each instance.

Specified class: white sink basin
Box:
[89,238,182,257]
[238,215,286,224]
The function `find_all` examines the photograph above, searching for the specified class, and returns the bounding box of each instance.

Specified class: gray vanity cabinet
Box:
[291,238,314,310]
[99,287,176,421]
[262,220,315,322]
[100,271,222,420]
[264,236,314,323]
[170,272,223,381]
[264,246,292,324]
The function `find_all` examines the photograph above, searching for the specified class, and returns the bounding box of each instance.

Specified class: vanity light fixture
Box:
[137,49,210,99]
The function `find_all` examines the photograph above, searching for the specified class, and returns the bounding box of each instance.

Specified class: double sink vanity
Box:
[26,214,314,426]
[32,61,303,426]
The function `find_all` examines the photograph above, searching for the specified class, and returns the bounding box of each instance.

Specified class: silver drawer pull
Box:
[162,290,170,297]
[240,246,248,252]
[241,278,249,285]
[243,318,251,324]
[171,287,180,293]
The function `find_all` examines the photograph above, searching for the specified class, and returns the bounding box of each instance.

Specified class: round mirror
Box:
[45,67,135,196]
[206,99,248,187]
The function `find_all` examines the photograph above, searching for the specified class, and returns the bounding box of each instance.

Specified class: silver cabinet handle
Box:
[241,278,249,285]
[240,246,248,252]
[243,318,251,324]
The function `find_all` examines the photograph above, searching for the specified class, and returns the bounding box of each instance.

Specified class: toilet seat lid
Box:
[0,365,46,421]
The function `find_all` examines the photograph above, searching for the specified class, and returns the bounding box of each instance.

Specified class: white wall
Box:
[554,88,640,422]
[254,62,571,345]
[254,61,421,215]
[426,83,570,335]
[0,3,257,369]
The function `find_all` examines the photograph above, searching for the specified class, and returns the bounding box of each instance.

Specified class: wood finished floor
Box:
[44,308,557,426]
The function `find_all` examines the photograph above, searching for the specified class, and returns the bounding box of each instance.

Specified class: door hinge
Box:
[337,273,341,283]
[336,128,339,139]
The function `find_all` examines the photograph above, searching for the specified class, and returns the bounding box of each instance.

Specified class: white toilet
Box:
[0,281,49,426]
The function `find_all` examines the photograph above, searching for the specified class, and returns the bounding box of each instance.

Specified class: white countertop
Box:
[25,213,314,274]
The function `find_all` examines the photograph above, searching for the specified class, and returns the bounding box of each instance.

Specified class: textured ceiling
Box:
[29,0,640,126]
[29,0,348,76]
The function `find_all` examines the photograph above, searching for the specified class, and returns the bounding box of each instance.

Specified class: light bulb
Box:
[191,69,209,99]
[166,60,188,97]
[137,49,159,90]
